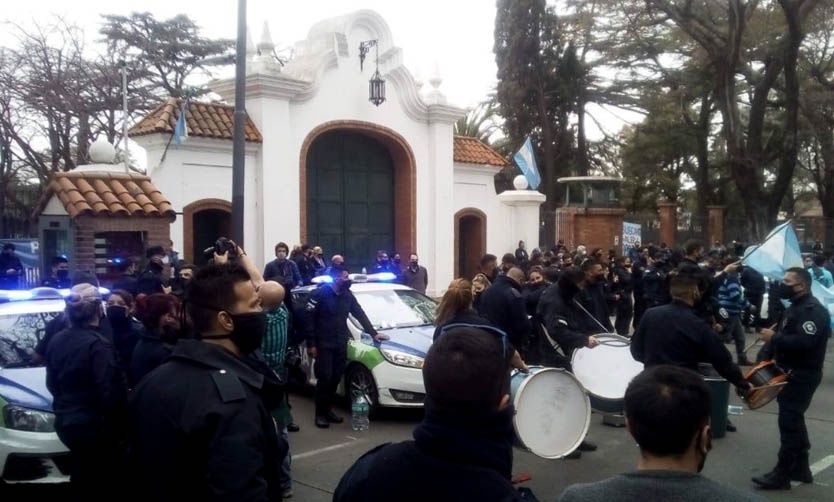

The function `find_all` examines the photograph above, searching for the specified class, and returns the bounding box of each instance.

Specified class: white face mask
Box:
[162,255,170,265]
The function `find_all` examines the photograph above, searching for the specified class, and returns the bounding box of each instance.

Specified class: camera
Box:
[203,237,238,261]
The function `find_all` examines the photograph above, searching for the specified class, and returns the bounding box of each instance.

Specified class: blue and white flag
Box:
[173,98,189,146]
[513,137,541,190]
[741,221,803,280]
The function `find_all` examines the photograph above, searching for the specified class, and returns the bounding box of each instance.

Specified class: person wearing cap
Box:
[45,283,128,498]
[136,245,170,296]
[0,242,23,290]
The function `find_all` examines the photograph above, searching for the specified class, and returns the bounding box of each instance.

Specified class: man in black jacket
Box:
[631,273,750,391]
[135,246,168,296]
[578,259,614,332]
[127,263,288,501]
[334,326,532,501]
[304,266,388,428]
[476,267,532,354]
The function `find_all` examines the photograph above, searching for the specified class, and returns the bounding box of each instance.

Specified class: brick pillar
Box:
[707,205,726,246]
[657,202,677,247]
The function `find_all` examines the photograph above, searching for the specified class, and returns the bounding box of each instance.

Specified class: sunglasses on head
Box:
[437,323,510,360]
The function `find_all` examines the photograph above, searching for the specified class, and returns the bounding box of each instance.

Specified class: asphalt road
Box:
[4,331,833,501]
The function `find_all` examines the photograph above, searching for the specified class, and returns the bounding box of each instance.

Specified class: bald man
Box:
[477,266,533,352]
[258,280,296,496]
[324,255,345,277]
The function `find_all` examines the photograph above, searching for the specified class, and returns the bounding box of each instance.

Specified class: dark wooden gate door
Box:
[307,131,394,271]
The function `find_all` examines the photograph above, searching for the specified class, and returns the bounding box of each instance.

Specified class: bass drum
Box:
[571,333,643,413]
[510,366,591,459]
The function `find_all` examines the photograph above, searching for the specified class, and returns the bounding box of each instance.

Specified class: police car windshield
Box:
[352,289,436,330]
[0,310,61,367]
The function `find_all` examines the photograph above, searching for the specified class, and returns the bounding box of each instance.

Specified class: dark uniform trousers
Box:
[315,343,348,417]
[56,422,123,498]
[777,369,822,468]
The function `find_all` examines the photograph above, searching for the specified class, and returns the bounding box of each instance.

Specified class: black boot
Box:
[789,455,813,484]
[751,470,790,490]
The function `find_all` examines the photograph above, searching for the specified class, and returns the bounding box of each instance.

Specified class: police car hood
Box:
[377,324,434,358]
[0,366,53,412]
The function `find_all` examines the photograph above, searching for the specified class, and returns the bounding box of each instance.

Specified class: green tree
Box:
[100,12,233,98]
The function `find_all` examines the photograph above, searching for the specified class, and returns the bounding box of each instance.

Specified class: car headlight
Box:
[3,405,56,432]
[380,348,424,369]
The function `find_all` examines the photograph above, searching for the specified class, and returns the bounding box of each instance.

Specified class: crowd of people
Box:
[24,233,830,500]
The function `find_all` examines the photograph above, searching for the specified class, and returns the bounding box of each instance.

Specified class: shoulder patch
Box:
[802,321,818,336]
[211,369,246,402]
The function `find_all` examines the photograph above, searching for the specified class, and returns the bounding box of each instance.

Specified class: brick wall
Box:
[73,215,172,274]
[555,207,626,254]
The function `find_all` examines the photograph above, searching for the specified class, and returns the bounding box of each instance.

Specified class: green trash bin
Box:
[699,363,730,439]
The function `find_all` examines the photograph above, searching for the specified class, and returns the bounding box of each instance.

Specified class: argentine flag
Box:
[513,137,541,190]
[173,99,189,146]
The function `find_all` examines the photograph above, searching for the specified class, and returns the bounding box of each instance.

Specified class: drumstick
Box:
[744,323,777,353]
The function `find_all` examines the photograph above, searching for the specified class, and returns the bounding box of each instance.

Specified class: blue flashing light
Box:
[370,272,397,282]
[311,275,334,284]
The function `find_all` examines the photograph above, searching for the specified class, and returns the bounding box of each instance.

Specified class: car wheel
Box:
[346,364,379,418]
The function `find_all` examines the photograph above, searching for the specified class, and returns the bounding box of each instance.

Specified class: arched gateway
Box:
[300,122,416,271]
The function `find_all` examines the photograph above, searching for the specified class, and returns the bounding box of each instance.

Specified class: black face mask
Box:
[56,269,69,280]
[150,261,163,273]
[223,311,267,355]
[106,305,129,326]
[410,260,418,268]
[777,283,798,301]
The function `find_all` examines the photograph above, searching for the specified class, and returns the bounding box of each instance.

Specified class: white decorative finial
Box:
[258,21,275,53]
[414,68,424,91]
[89,139,116,164]
[513,175,529,190]
[246,28,256,57]
[425,61,446,104]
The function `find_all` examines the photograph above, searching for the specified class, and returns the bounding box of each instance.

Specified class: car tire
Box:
[346,364,379,419]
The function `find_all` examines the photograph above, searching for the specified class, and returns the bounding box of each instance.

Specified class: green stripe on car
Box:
[348,340,384,369]
[0,395,6,428]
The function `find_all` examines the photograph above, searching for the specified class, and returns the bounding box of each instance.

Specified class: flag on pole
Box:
[513,137,541,190]
[173,98,189,146]
[741,221,803,281]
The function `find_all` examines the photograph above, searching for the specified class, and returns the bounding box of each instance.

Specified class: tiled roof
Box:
[453,136,509,167]
[35,171,175,219]
[129,97,263,143]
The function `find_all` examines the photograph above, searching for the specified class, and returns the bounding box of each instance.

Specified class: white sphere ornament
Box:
[89,140,116,164]
[513,175,529,190]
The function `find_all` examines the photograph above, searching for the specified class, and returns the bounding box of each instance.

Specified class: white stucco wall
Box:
[453,163,508,256]
[132,11,479,296]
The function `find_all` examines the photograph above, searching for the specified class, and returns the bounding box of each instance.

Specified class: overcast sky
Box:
[3,0,499,110]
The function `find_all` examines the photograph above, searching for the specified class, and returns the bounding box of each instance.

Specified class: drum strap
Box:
[572,298,610,333]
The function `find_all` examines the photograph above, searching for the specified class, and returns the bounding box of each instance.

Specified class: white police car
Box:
[292,274,437,411]
[0,287,104,483]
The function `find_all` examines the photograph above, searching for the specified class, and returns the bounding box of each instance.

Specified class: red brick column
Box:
[657,202,677,247]
[707,205,726,246]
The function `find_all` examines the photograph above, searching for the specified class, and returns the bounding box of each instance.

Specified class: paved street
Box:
[4,332,833,501]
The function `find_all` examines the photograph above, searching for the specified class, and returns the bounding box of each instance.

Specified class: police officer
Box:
[305,266,388,428]
[752,267,830,490]
[578,259,614,332]
[127,263,288,500]
[476,267,532,354]
[631,273,750,392]
[45,283,127,498]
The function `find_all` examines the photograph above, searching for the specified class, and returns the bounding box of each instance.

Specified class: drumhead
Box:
[512,368,590,459]
[571,333,643,401]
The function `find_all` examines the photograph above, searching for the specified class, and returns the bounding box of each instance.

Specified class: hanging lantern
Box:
[369,70,386,106]
[359,39,385,107]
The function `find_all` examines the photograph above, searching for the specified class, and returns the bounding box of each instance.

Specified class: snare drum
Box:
[510,366,591,459]
[571,333,644,413]
[743,360,788,410]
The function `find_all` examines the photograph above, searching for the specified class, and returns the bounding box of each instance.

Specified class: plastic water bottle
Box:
[351,392,370,431]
